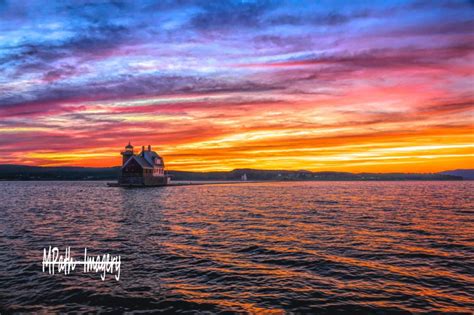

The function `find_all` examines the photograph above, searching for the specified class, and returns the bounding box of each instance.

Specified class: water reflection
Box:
[0,181,473,313]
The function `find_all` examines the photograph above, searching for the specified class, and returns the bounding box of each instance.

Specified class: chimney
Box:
[148,145,151,151]
[141,146,145,156]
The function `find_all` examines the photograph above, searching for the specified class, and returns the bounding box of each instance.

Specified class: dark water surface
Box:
[0,181,473,313]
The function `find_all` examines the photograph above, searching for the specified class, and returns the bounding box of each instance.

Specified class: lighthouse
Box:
[121,142,134,165]
[116,142,170,186]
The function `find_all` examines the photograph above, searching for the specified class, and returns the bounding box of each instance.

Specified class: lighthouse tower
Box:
[121,142,134,165]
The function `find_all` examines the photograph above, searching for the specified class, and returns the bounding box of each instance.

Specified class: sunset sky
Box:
[0,0,473,172]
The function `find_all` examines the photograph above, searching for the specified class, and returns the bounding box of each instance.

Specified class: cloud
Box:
[267,10,371,27]
[0,72,282,118]
[0,0,473,171]
[240,43,474,69]
[417,100,474,115]
[189,1,275,30]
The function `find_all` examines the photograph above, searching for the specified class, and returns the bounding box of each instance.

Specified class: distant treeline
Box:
[169,169,462,181]
[0,165,121,180]
[0,165,465,181]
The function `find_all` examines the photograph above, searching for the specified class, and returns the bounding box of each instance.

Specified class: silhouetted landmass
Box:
[0,165,466,181]
[439,169,474,180]
[168,169,462,181]
[0,165,121,180]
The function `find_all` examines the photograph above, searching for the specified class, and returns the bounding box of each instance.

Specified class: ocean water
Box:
[0,181,473,314]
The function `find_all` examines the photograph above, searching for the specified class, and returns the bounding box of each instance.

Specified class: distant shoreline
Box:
[0,164,472,181]
[0,179,470,182]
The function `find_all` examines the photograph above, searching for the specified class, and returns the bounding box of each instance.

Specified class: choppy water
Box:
[0,181,473,314]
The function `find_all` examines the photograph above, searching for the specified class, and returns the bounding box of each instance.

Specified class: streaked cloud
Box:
[0,0,472,171]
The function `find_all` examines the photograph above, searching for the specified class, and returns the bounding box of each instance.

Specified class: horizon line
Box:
[0,163,471,175]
